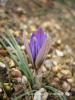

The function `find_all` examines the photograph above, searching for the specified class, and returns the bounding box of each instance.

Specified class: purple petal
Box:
[30,33,38,62]
[35,36,52,68]
[23,32,33,63]
[35,28,47,49]
[30,28,47,62]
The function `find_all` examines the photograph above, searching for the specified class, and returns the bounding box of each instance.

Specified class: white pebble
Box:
[62,81,71,91]
[44,60,53,70]
[34,88,48,100]
[65,92,71,96]
[56,49,64,57]
[0,62,6,68]
[21,45,25,50]
[22,76,28,84]
[0,88,2,93]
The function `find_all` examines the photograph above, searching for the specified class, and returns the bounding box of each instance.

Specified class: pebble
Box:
[44,60,53,70]
[14,31,20,37]
[5,57,10,63]
[51,81,58,86]
[14,84,23,93]
[41,66,47,73]
[21,45,25,50]
[21,75,28,84]
[46,54,51,59]
[52,65,62,73]
[16,76,28,84]
[56,39,61,45]
[65,92,71,96]
[11,68,22,78]
[0,88,3,93]
[16,77,22,83]
[62,81,71,91]
[20,23,27,30]
[3,83,13,92]
[55,49,64,57]
[34,88,48,100]
[52,60,58,66]
[53,77,60,82]
[30,26,36,32]
[61,70,72,76]
[0,62,6,68]
[37,65,47,78]
[42,22,51,28]
[56,73,63,79]
[28,63,32,68]
[9,59,15,68]
[64,45,72,54]
[67,78,74,84]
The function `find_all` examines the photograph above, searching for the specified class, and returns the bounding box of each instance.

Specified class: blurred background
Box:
[0,1,75,100]
[0,0,75,51]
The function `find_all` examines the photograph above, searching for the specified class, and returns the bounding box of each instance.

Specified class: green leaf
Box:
[44,85,67,100]
[0,29,35,87]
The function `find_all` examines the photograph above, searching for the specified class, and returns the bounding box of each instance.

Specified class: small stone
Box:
[0,62,6,68]
[0,88,3,93]
[38,65,47,75]
[5,57,10,63]
[56,73,63,79]
[44,60,53,70]
[11,68,22,78]
[62,81,71,91]
[14,84,23,93]
[42,22,50,28]
[64,45,72,54]
[71,86,75,92]
[56,39,61,45]
[56,49,64,57]
[20,23,27,30]
[9,59,15,68]
[55,24,61,30]
[34,88,48,100]
[46,54,51,59]
[3,83,13,91]
[41,66,47,73]
[9,29,14,34]
[67,78,74,84]
[21,45,25,50]
[52,65,62,73]
[52,61,58,66]
[53,77,60,82]
[65,92,71,96]
[15,7,24,13]
[61,70,71,76]
[16,77,22,83]
[71,82,75,89]
[28,63,32,68]
[51,81,58,86]
[14,31,20,37]
[21,76,28,84]
[30,26,36,32]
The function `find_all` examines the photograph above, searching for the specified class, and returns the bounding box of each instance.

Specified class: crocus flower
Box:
[23,28,52,69]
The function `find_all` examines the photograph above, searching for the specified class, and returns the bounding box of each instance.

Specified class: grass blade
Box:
[44,85,67,100]
[0,30,35,86]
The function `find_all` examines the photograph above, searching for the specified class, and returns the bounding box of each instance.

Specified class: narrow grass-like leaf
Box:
[13,90,36,100]
[0,30,35,86]
[44,85,67,100]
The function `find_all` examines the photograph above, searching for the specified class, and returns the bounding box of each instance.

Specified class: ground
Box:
[0,0,75,100]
